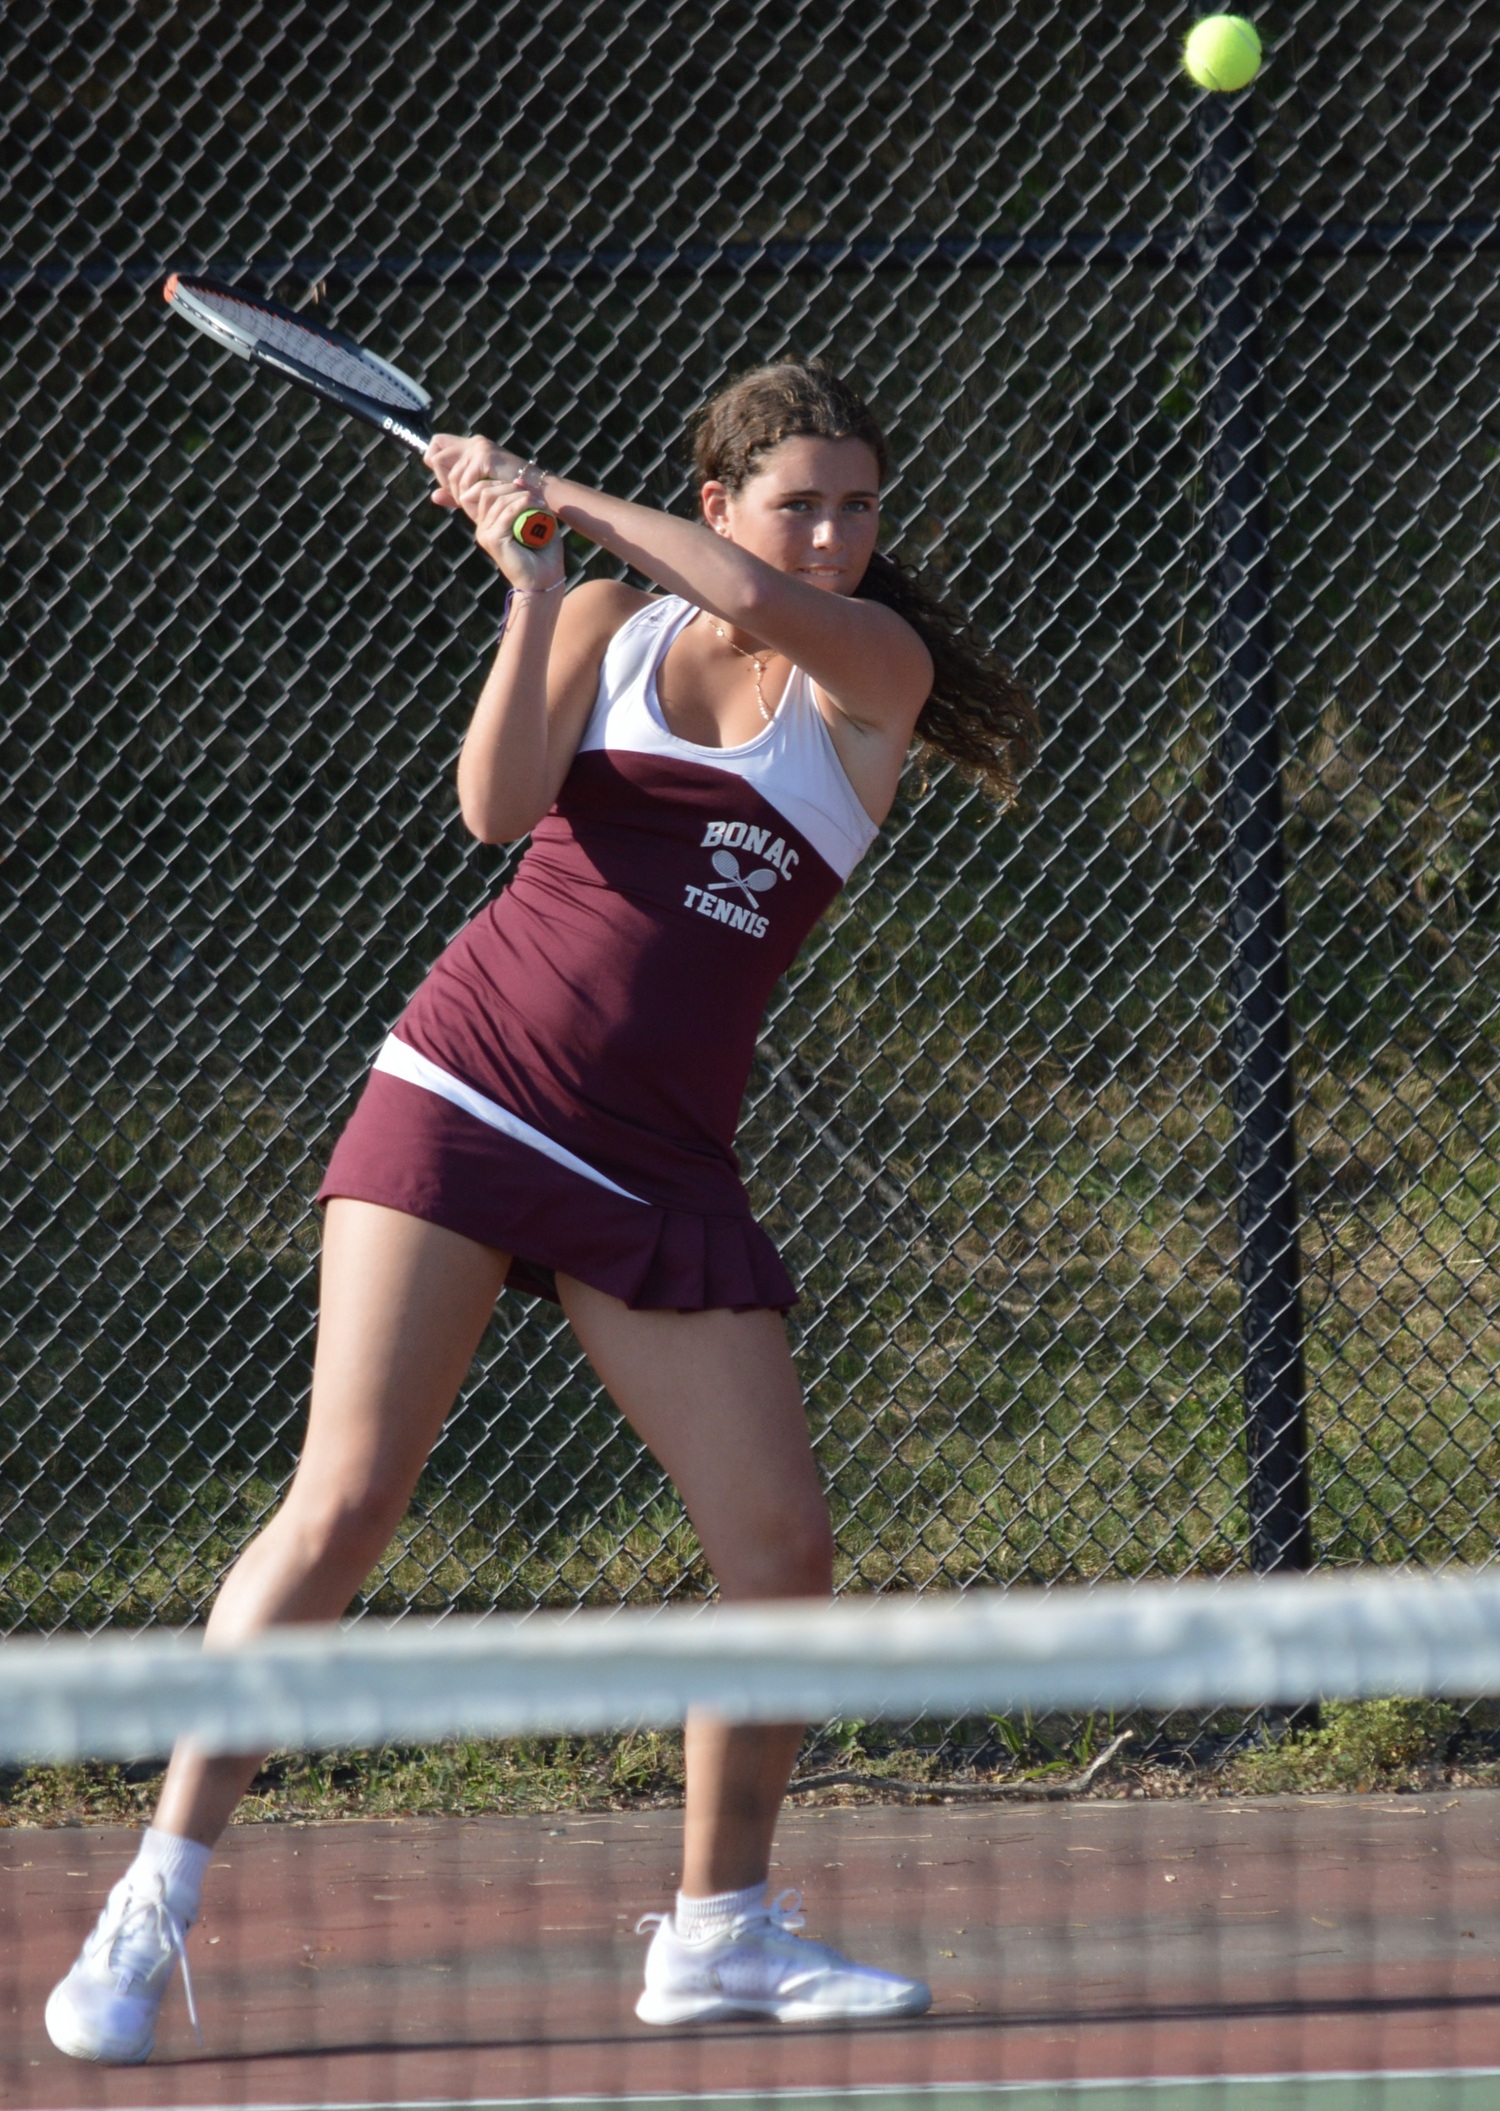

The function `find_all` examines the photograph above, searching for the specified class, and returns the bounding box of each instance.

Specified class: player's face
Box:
[703,436,882,593]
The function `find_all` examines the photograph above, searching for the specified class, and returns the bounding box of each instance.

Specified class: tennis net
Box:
[4,1568,1500,2111]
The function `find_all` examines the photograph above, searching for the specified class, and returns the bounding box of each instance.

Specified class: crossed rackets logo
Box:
[705,849,779,907]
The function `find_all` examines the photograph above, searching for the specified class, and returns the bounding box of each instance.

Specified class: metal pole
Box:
[1194,95,1313,1575]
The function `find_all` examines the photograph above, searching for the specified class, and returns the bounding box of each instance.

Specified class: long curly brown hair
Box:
[690,358,1038,805]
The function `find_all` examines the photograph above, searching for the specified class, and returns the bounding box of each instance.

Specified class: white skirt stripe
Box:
[372,1034,647,1205]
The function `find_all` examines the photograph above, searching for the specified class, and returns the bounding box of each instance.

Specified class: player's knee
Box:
[737,1504,835,1600]
[787,1509,837,1596]
[284,1482,405,1577]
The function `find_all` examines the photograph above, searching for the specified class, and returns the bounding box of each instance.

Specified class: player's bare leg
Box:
[46,1203,509,2063]
[560,1279,931,2023]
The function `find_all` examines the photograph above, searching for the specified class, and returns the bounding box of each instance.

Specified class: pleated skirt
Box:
[319,1068,797,1314]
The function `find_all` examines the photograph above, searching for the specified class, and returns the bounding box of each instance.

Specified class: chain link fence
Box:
[3,0,1498,1633]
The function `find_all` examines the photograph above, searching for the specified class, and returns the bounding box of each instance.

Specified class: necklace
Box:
[701,612,779,723]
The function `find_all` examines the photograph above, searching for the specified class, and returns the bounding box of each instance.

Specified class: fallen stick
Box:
[789,1728,1135,1802]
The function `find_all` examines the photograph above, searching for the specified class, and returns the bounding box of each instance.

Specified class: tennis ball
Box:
[1182,15,1263,92]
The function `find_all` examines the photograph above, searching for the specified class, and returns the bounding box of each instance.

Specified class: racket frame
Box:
[163,273,558,545]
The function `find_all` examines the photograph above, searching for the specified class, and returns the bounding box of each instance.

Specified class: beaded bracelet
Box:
[501,576,567,636]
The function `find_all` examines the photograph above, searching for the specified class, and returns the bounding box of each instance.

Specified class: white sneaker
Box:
[44,1870,200,2064]
[635,1887,931,2025]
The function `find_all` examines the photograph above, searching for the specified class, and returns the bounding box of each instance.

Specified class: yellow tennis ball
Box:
[1182,15,1263,92]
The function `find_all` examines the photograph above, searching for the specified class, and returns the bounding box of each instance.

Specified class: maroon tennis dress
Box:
[319,594,879,1310]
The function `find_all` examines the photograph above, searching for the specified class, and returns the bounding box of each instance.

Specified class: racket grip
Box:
[513,509,559,550]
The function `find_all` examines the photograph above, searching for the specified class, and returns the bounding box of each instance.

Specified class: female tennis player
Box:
[46,359,1036,2061]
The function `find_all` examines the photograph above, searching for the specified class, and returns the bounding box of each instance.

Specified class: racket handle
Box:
[513,509,558,550]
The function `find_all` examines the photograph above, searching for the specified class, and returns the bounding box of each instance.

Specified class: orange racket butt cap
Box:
[514,510,558,549]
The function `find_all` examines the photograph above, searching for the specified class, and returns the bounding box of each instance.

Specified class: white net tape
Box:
[6,1569,1500,1764]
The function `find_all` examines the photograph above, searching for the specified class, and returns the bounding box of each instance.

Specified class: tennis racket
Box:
[162,273,558,549]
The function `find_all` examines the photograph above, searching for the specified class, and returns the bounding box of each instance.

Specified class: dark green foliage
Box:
[1227,1698,1461,1794]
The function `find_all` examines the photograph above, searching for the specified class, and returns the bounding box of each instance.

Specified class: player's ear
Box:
[700,480,734,538]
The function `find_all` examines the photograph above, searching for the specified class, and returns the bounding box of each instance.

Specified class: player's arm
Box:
[428,435,933,742]
[452,477,646,844]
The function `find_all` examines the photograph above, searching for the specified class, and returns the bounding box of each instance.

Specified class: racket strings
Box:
[176,283,430,415]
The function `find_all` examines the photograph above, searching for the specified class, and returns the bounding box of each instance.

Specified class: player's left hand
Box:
[426,433,527,513]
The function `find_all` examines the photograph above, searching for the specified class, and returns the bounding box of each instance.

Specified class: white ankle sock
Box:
[674,1879,768,1941]
[128,1827,213,1926]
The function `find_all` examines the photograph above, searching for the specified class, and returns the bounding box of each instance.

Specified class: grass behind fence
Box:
[5,224,1500,1628]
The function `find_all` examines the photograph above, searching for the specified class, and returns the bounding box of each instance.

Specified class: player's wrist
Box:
[500,579,567,635]
[528,462,589,513]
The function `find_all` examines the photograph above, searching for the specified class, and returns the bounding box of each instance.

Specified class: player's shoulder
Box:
[558,578,656,643]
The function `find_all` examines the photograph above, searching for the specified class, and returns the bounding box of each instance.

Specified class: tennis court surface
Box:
[4,1572,1500,2109]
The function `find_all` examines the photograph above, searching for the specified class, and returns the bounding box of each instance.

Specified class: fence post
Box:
[1194,95,1313,1575]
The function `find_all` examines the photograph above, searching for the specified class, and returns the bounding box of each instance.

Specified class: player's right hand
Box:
[470,474,565,592]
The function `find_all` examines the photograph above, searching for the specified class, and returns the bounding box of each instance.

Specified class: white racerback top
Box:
[577,594,879,882]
